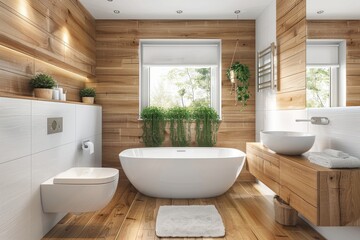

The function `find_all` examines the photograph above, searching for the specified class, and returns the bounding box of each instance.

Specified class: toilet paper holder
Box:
[82,140,94,155]
[82,140,90,149]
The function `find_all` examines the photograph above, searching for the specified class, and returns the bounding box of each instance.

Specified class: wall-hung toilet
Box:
[41,167,119,213]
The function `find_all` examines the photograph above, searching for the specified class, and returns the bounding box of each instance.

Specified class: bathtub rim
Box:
[119,147,246,159]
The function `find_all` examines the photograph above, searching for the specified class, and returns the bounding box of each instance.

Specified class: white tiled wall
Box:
[0,156,31,240]
[32,101,76,154]
[0,97,102,240]
[0,98,31,164]
[256,1,360,239]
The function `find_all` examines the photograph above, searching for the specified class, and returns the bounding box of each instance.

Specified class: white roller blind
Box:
[306,44,339,66]
[141,40,220,66]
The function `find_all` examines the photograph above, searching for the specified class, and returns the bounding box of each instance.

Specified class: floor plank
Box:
[43,181,325,240]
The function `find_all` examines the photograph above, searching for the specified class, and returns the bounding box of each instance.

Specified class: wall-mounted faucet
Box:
[295,117,330,125]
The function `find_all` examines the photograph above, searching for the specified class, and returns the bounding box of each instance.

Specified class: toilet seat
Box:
[54,167,119,185]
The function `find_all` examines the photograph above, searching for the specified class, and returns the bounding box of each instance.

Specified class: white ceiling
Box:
[307,0,360,20]
[79,0,274,20]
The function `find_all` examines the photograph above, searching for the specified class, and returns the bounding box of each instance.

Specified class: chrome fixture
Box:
[257,42,277,91]
[47,117,63,134]
[176,10,183,14]
[317,10,324,14]
[295,117,330,125]
[113,10,120,14]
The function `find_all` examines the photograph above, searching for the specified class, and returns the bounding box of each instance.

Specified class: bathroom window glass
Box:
[139,40,221,117]
[306,40,346,108]
[306,67,333,108]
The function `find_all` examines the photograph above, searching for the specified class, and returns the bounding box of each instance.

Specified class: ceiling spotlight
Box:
[113,10,120,14]
[176,10,183,14]
[107,0,113,2]
[317,10,324,14]
[234,10,241,14]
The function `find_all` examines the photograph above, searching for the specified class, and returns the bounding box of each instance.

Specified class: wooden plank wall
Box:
[0,0,96,101]
[307,20,360,106]
[276,0,307,109]
[92,20,256,181]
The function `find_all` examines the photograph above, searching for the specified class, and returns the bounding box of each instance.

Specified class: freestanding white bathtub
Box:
[119,147,246,198]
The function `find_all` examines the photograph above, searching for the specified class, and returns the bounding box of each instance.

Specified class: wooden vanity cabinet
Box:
[246,142,360,226]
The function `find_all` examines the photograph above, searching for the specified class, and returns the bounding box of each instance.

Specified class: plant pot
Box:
[34,88,53,100]
[82,97,94,104]
[229,70,235,83]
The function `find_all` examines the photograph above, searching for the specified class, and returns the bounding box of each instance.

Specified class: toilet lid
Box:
[53,167,119,185]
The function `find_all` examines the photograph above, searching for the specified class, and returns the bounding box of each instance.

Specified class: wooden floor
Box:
[43,181,325,240]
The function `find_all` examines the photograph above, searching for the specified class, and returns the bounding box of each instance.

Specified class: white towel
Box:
[323,148,350,159]
[308,152,360,168]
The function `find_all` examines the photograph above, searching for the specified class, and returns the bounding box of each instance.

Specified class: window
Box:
[306,40,346,108]
[139,40,221,116]
[306,67,334,108]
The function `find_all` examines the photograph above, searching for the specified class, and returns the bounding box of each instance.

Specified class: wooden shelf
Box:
[246,142,360,226]
[0,94,101,107]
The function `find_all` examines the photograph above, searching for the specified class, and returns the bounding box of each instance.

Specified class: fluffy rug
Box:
[155,205,225,237]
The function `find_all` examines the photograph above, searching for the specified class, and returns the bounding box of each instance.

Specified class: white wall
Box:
[0,97,102,240]
[256,1,360,239]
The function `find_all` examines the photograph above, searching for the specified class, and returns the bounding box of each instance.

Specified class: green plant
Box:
[30,73,56,89]
[226,62,251,109]
[192,106,220,147]
[166,107,191,147]
[140,106,166,147]
[79,87,96,98]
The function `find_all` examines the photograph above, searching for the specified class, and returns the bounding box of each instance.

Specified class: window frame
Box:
[139,39,222,118]
[306,39,346,108]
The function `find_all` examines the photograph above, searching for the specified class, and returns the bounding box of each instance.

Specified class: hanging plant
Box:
[166,107,191,147]
[140,106,166,147]
[226,62,251,109]
[192,106,220,147]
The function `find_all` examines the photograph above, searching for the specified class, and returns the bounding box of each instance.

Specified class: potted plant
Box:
[226,62,251,108]
[30,73,56,99]
[140,106,166,147]
[166,107,191,147]
[192,106,220,147]
[79,87,96,104]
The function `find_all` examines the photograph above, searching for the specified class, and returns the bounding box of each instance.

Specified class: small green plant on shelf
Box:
[80,87,96,104]
[140,106,166,147]
[30,73,56,99]
[30,73,56,89]
[226,62,251,109]
[192,106,220,147]
[166,107,191,147]
[79,88,96,97]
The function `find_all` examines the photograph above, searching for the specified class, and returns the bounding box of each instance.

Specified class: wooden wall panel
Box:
[93,20,256,181]
[307,20,360,106]
[0,0,96,101]
[276,0,306,109]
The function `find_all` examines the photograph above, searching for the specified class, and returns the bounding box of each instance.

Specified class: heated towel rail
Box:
[257,42,276,92]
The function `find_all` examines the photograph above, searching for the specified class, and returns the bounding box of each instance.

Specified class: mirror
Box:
[306,0,360,107]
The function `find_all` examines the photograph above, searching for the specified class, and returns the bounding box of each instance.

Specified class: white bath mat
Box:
[155,205,225,237]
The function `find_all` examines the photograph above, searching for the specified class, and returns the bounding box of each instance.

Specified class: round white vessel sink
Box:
[260,131,315,155]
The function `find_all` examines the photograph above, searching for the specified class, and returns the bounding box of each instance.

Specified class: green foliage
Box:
[79,88,96,98]
[150,67,211,108]
[140,106,166,147]
[166,107,191,147]
[306,68,330,108]
[226,62,251,109]
[30,73,56,89]
[192,106,220,147]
